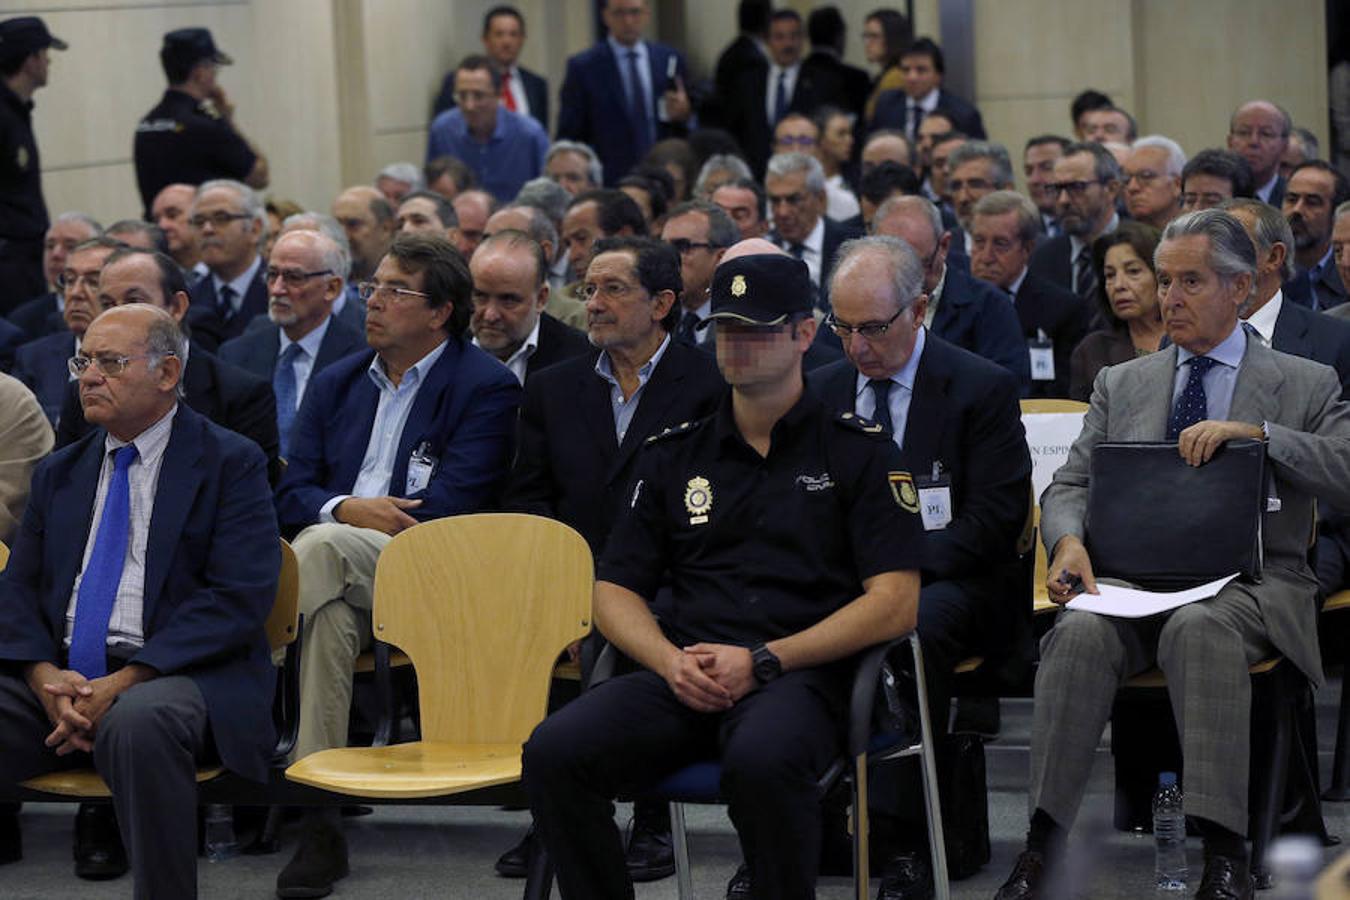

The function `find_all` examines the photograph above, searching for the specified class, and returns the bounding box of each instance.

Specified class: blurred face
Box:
[482,12,524,68]
[830,253,925,380]
[97,254,188,321]
[661,212,722,310]
[713,185,766,239]
[766,169,823,245]
[583,250,672,350]
[873,208,947,294]
[1156,235,1249,355]
[547,151,594,196]
[861,17,886,65]
[1227,103,1288,185]
[1282,167,1336,255]
[1051,152,1116,238]
[562,201,602,280]
[970,211,1032,289]
[375,175,415,205]
[773,115,819,156]
[915,114,953,168]
[619,185,654,225]
[862,135,911,175]
[603,0,648,46]
[469,244,546,359]
[1333,215,1350,295]
[397,196,451,238]
[1102,242,1159,323]
[948,157,1000,229]
[485,208,550,259]
[44,218,98,287]
[453,67,498,135]
[151,185,198,261]
[900,53,940,100]
[363,255,450,355]
[266,233,340,336]
[767,16,803,68]
[77,309,181,439]
[333,188,395,276]
[1181,173,1234,212]
[192,187,262,275]
[1083,109,1130,143]
[453,192,491,258]
[62,246,114,336]
[717,317,813,387]
[1279,137,1309,182]
[819,115,853,165]
[1123,146,1181,225]
[1024,143,1063,216]
[929,137,964,198]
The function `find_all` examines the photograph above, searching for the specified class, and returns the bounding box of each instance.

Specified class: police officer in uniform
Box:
[0,17,65,313]
[133,28,268,217]
[523,251,925,900]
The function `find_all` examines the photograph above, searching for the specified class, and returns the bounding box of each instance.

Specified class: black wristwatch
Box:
[750,643,782,684]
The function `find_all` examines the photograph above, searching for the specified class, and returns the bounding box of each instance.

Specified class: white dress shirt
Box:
[474,315,541,386]
[1241,289,1283,347]
[766,62,801,123]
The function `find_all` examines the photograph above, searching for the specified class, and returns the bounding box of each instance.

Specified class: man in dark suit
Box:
[7,211,101,341]
[870,38,986,144]
[184,179,269,351]
[468,229,590,385]
[218,230,365,457]
[801,6,871,120]
[874,194,1029,386]
[274,233,520,898]
[766,152,863,310]
[1282,161,1349,311]
[556,0,692,187]
[808,234,1030,900]
[12,237,119,423]
[660,200,738,349]
[707,0,770,129]
[1228,100,1291,209]
[971,192,1090,399]
[0,303,279,900]
[431,5,548,130]
[56,248,280,488]
[1027,141,1122,302]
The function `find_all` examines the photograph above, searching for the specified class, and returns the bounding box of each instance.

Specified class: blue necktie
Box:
[868,378,895,435]
[625,50,651,147]
[774,70,789,124]
[69,444,139,678]
[274,343,303,458]
[1166,356,1218,440]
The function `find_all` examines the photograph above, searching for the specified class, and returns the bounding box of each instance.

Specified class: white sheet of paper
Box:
[1065,573,1240,619]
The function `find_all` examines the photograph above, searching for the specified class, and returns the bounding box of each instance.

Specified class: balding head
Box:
[872,195,950,293]
[77,304,185,441]
[332,185,395,280]
[718,237,788,267]
[267,230,346,339]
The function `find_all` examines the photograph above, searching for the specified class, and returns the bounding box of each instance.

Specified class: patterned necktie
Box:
[69,444,139,678]
[675,310,701,346]
[500,71,517,112]
[1166,356,1218,440]
[868,378,895,434]
[218,284,237,321]
[625,50,650,145]
[775,70,789,124]
[1073,245,1096,300]
[274,343,304,458]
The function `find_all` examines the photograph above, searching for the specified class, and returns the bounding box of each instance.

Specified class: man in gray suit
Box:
[994,209,1350,900]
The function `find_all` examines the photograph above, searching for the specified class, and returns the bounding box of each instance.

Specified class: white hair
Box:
[1131,135,1187,178]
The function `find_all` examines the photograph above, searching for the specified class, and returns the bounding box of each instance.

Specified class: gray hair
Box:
[946,140,1013,187]
[873,194,944,244]
[195,179,266,227]
[281,212,352,279]
[1336,200,1350,222]
[514,177,571,227]
[496,204,559,253]
[831,235,926,313]
[971,190,1041,244]
[693,154,753,197]
[1159,209,1257,285]
[142,307,188,385]
[766,152,826,194]
[376,161,424,191]
[665,200,739,249]
[107,219,168,253]
[1131,135,1187,178]
[1064,141,1123,183]
[547,140,604,188]
[1289,126,1319,161]
[1218,198,1297,282]
[52,211,103,236]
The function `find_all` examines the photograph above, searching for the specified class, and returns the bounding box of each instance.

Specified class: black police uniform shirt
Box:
[598,390,924,650]
[0,79,47,241]
[133,88,257,214]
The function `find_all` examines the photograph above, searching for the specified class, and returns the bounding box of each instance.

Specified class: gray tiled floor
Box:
[7,687,1350,899]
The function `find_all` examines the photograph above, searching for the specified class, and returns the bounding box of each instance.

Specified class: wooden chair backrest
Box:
[1019,399,1089,614]
[372,514,593,745]
[1019,399,1090,415]
[0,541,8,571]
[265,539,300,652]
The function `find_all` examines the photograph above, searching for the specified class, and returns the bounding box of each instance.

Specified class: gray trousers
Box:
[1029,584,1274,836]
[0,670,209,900]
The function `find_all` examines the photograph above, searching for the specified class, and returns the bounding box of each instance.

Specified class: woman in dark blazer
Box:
[1069,221,1167,401]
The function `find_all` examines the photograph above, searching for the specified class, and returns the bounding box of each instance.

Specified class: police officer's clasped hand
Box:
[663,646,733,713]
[685,643,757,703]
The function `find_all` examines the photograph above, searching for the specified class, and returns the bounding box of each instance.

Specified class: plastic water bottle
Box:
[203,804,238,862]
[1153,772,1187,891]
[1266,835,1321,899]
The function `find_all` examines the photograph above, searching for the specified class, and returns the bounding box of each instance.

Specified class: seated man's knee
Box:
[293,523,350,565]
[721,737,813,801]
[1044,609,1120,658]
[1158,603,1231,663]
[96,686,192,759]
[522,711,586,785]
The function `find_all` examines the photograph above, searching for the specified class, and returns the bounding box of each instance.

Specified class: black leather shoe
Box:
[493,825,535,878]
[0,803,20,865]
[993,849,1046,900]
[625,802,675,882]
[73,803,128,880]
[877,849,935,900]
[725,862,752,899]
[1196,854,1253,900]
[276,819,349,899]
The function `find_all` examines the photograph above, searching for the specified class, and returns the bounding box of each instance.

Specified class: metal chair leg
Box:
[909,634,951,900]
[853,753,870,900]
[669,801,693,900]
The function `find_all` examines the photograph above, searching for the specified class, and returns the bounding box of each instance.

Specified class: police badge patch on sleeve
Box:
[887,471,920,512]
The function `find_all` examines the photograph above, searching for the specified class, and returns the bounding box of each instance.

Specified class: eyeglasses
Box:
[266,267,333,288]
[1047,179,1107,198]
[825,307,906,339]
[947,177,992,193]
[68,351,175,378]
[57,269,100,292]
[188,211,252,229]
[775,135,818,148]
[1125,169,1162,186]
[581,280,641,301]
[358,281,431,304]
[666,238,715,256]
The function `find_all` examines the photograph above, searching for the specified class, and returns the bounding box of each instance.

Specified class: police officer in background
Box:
[0,17,66,312]
[133,28,268,217]
[523,250,924,900]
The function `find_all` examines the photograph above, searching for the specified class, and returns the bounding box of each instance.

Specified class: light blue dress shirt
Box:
[1172,322,1246,422]
[853,326,926,449]
[595,335,670,443]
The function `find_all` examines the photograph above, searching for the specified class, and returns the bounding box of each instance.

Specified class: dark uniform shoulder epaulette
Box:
[833,410,890,437]
[646,419,704,444]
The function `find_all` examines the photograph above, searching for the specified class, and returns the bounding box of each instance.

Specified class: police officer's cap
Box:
[703,254,814,327]
[161,28,233,69]
[0,17,68,61]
